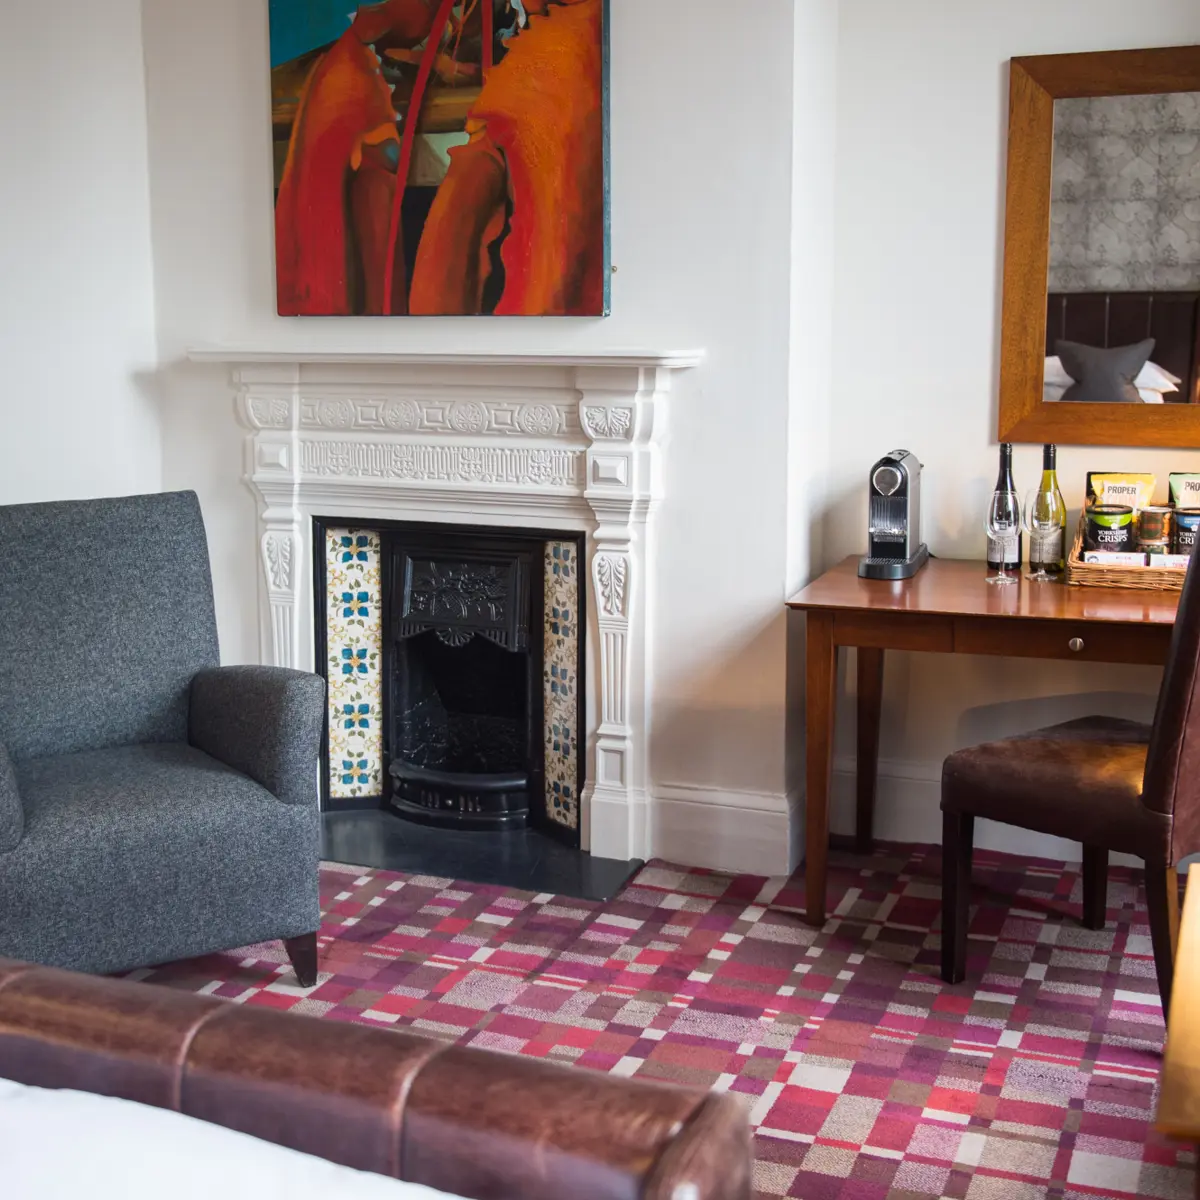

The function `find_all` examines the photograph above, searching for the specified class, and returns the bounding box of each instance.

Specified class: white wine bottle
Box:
[1027,444,1067,579]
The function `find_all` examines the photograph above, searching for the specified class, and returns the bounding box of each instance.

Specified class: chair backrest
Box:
[1143,549,1200,861]
[0,492,219,762]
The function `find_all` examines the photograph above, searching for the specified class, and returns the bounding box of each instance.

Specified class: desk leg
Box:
[805,611,837,926]
[856,648,884,854]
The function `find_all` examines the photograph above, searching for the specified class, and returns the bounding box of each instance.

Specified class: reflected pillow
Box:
[1044,355,1180,395]
[1055,338,1156,403]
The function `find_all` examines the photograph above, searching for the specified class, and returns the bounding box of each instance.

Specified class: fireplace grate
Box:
[389,759,529,828]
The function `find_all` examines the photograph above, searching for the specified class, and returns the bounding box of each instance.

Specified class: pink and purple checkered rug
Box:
[132,844,1195,1199]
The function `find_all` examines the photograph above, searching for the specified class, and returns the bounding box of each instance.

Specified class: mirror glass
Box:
[1044,91,1200,406]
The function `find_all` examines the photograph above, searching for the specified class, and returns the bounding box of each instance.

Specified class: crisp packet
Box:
[1086,472,1157,512]
[1169,473,1200,508]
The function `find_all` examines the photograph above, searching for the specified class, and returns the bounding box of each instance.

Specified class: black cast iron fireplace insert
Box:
[315,517,586,845]
[386,531,543,831]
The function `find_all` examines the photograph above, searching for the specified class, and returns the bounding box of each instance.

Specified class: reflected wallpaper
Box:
[1050,92,1200,292]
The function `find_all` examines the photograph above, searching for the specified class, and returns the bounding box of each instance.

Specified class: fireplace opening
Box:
[318,520,584,846]
[393,633,527,777]
[388,545,541,830]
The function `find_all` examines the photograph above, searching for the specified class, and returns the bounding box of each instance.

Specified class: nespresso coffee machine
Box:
[859,450,929,580]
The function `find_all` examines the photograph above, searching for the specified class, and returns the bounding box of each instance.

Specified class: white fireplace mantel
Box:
[189,347,705,370]
[193,345,704,862]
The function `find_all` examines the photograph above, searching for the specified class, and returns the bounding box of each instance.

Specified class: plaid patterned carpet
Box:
[132,844,1195,1200]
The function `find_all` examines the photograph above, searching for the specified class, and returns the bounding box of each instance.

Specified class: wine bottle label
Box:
[1031,530,1064,562]
[987,533,1019,565]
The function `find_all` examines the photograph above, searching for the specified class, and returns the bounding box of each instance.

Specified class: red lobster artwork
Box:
[273,0,606,317]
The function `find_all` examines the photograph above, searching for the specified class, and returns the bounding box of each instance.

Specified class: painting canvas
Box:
[268,1,610,317]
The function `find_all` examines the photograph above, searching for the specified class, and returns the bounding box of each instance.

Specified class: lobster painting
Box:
[269,0,609,316]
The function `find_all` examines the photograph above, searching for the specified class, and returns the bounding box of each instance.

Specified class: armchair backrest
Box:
[0,492,220,761]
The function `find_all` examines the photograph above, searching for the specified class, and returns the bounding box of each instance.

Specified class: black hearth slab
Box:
[320,811,643,903]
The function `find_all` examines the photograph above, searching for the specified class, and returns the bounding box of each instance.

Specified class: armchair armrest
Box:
[0,742,22,853]
[188,667,326,807]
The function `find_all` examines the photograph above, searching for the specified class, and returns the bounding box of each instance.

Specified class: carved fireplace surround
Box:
[192,349,703,861]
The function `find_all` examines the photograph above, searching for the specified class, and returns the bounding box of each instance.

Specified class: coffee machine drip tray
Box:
[859,544,929,580]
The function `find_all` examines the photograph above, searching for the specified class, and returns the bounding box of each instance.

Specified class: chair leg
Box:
[1144,865,1180,1020]
[1081,846,1108,931]
[941,810,974,985]
[284,932,320,988]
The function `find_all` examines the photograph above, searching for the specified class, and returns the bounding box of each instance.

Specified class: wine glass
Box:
[1023,486,1067,583]
[986,491,1021,586]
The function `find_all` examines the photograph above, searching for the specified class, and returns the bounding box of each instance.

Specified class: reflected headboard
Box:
[1045,291,1200,405]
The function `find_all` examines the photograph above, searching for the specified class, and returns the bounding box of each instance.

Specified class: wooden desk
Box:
[787,557,1179,925]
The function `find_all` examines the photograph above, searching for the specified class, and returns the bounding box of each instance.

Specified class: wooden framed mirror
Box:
[998,45,1200,448]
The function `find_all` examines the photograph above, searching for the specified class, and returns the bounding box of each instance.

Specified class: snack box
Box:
[1080,550,1189,569]
[1081,551,1148,566]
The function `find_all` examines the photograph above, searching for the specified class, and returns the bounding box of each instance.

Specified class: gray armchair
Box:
[0,492,326,984]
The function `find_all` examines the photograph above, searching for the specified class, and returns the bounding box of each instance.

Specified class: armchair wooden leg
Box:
[941,810,974,985]
[284,932,320,988]
[1144,865,1180,1020]
[1081,845,1108,931]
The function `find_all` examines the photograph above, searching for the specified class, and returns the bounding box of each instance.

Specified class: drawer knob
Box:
[1068,637,1085,653]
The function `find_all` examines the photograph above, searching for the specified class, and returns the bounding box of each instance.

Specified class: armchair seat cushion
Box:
[941,716,1170,861]
[0,744,320,976]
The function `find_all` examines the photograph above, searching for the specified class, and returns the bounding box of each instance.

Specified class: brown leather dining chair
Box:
[939,553,1200,1017]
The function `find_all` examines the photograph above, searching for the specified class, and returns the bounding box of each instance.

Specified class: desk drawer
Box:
[953,617,1171,664]
[834,611,954,652]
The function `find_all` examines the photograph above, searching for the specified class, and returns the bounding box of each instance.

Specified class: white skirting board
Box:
[651,784,800,877]
[647,762,1142,878]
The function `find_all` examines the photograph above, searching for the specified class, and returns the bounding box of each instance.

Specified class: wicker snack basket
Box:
[1065,512,1186,592]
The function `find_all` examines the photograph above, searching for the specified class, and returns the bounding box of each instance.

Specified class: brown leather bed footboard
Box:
[0,958,751,1200]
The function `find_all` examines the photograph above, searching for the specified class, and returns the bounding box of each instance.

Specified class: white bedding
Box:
[0,1077,463,1200]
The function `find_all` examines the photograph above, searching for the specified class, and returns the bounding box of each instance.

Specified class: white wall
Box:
[142,0,815,870]
[785,2,840,843]
[0,2,159,504]
[827,0,1200,857]
[139,0,1195,871]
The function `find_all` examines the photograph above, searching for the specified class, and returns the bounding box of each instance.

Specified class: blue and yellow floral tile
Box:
[543,541,580,832]
[325,529,384,799]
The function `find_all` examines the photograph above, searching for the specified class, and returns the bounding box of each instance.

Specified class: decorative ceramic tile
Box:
[543,541,580,833]
[325,529,384,799]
